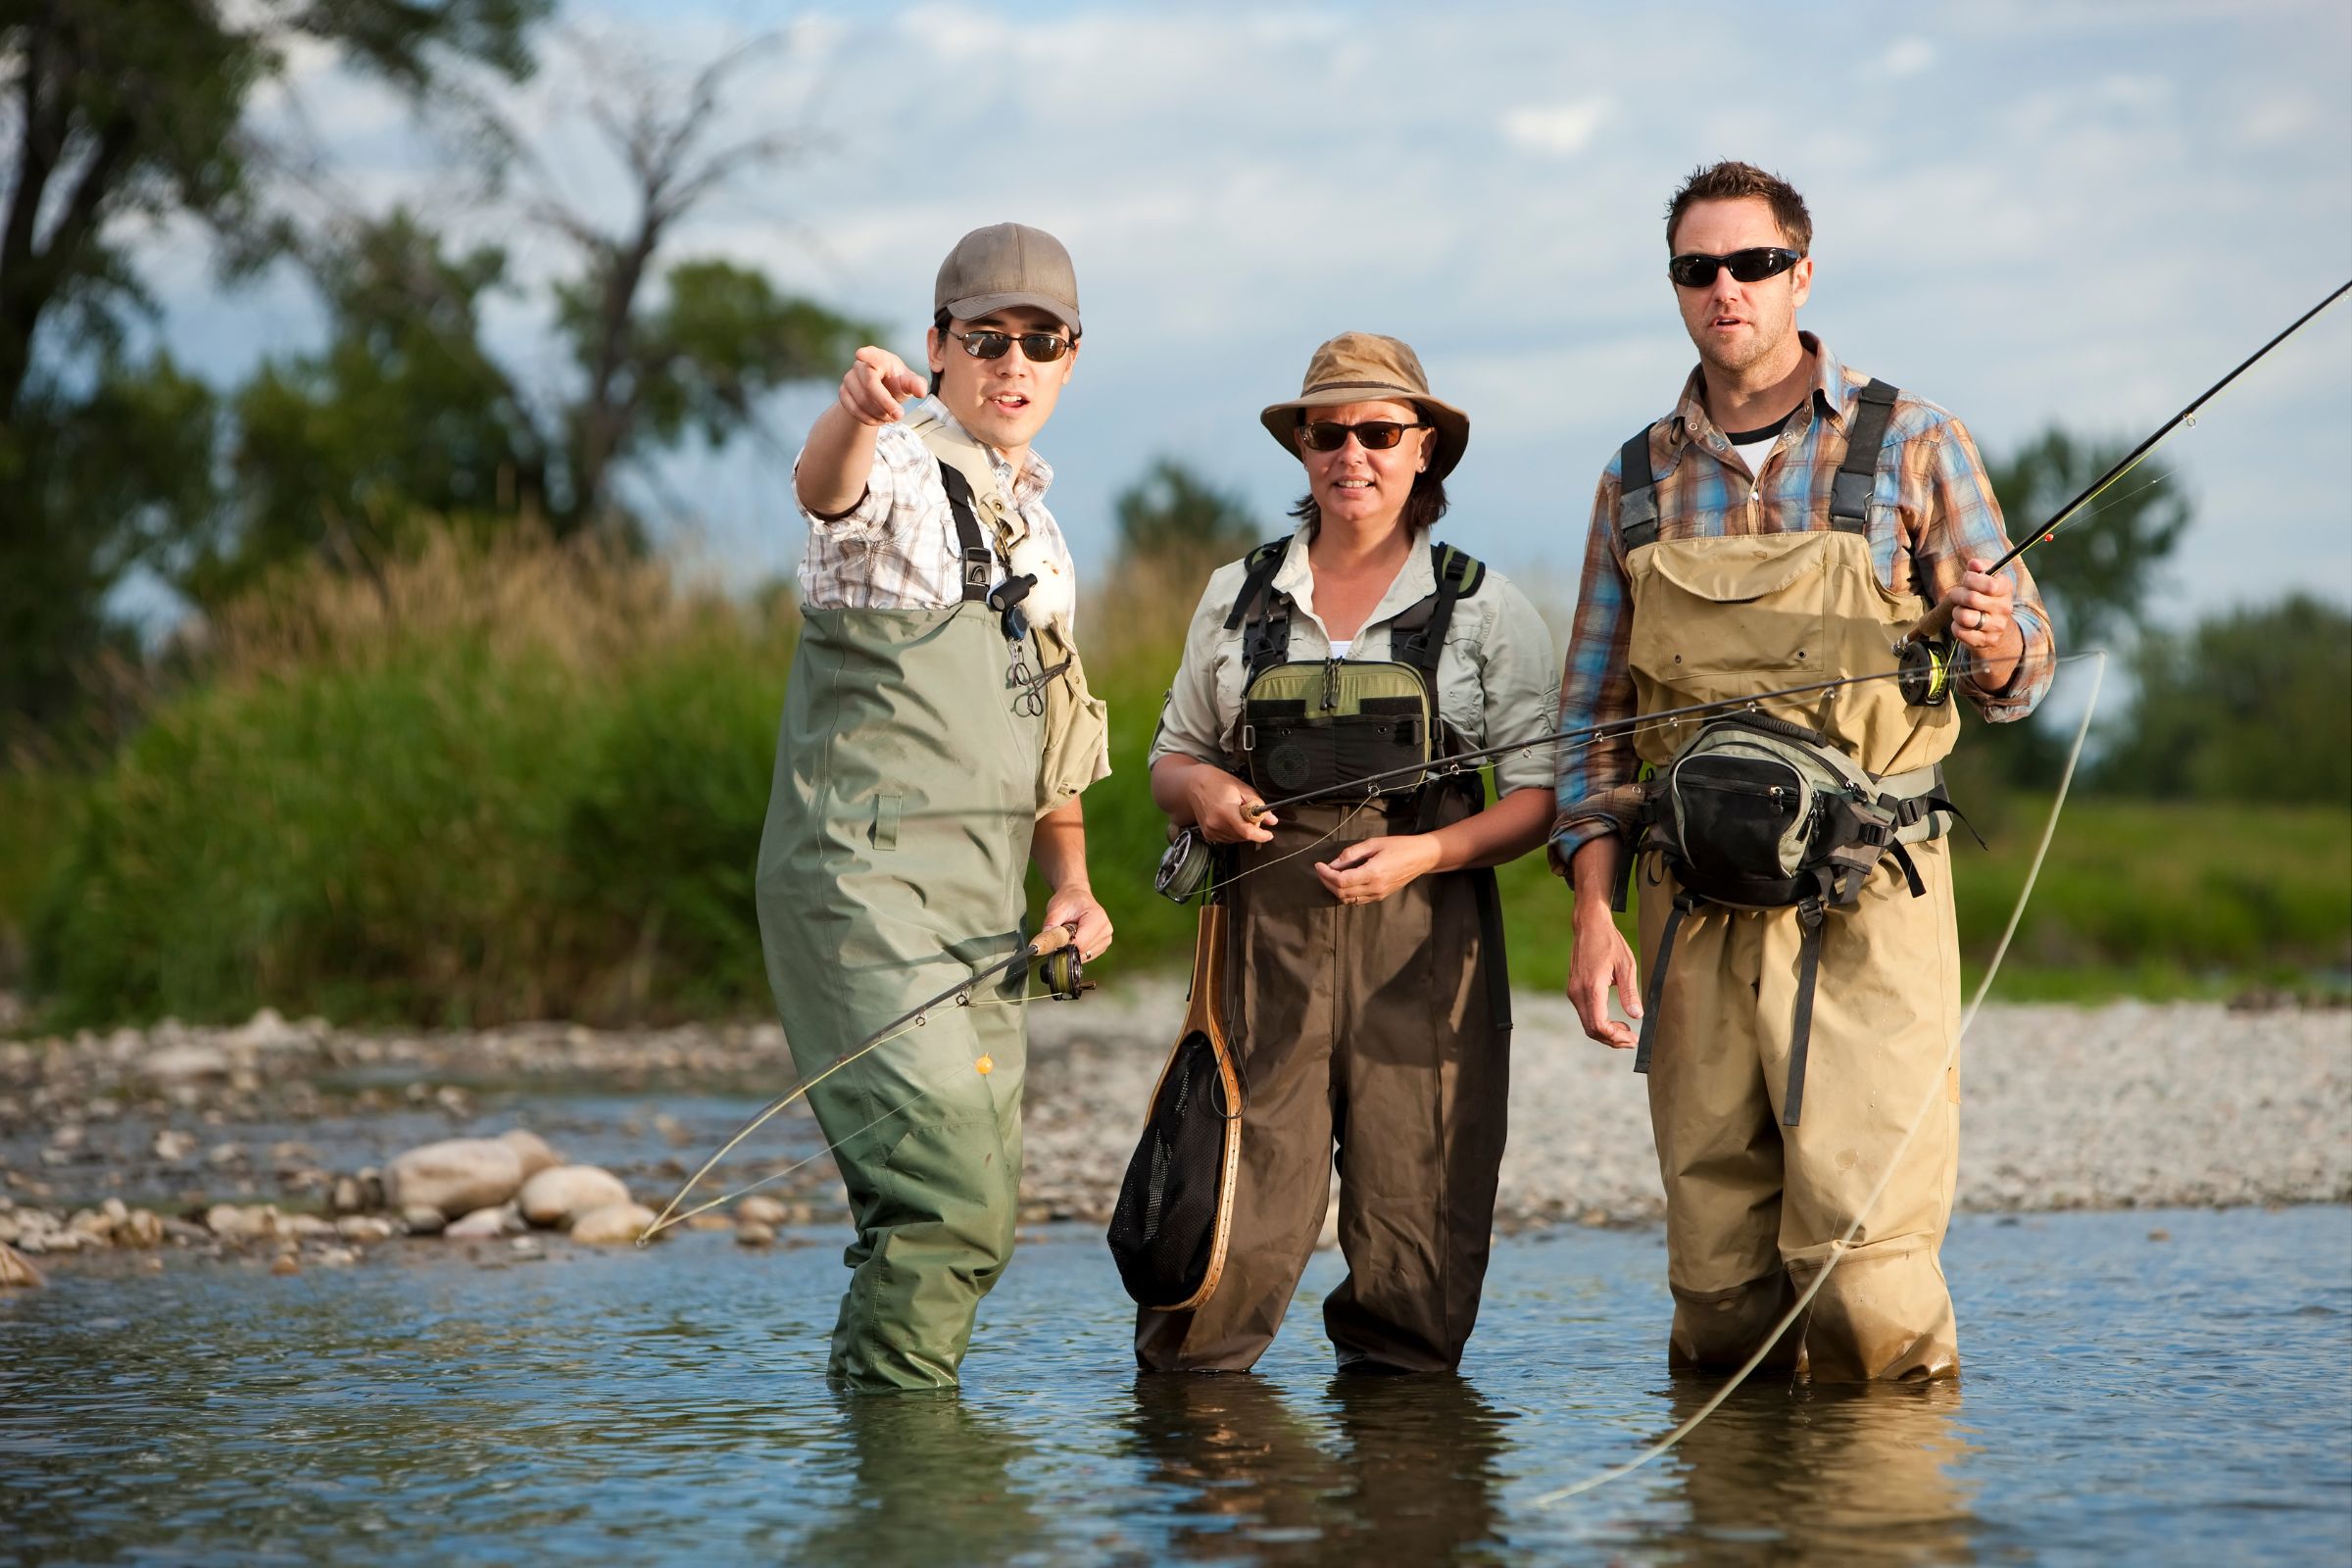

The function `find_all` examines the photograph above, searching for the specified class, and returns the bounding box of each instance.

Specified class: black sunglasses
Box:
[951,328,1074,363]
[1298,419,1429,453]
[1667,247,1805,288]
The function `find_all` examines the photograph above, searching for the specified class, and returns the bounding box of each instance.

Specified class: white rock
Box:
[144,1044,228,1080]
[401,1205,447,1236]
[384,1138,524,1219]
[335,1216,395,1243]
[736,1196,788,1227]
[281,1214,336,1240]
[498,1129,563,1180]
[443,1203,523,1239]
[735,1221,776,1247]
[568,1202,657,1246]
[518,1165,630,1228]
[0,1243,42,1288]
[206,1203,278,1240]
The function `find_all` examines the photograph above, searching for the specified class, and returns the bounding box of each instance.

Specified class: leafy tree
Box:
[1113,459,1261,574]
[0,0,549,743]
[1964,426,2192,787]
[2095,595,2351,804]
[1984,428,2189,649]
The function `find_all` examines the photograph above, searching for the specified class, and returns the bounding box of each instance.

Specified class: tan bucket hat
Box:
[935,222,1081,334]
[1258,331,1469,479]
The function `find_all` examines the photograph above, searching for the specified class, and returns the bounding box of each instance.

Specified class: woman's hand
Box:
[1315,834,1440,906]
[1186,768,1276,845]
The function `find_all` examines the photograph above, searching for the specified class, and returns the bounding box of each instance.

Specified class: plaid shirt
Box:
[1551,333,2054,864]
[793,398,1079,620]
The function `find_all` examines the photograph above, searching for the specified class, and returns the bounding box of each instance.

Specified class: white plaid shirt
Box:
[794,399,1081,620]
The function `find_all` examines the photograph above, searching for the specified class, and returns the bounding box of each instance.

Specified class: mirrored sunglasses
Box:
[952,329,1074,363]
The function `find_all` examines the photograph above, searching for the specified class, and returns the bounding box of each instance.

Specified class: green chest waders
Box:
[754,485,1045,1391]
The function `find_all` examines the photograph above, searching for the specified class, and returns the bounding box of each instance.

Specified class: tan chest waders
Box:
[1124,536,1512,1374]
[753,463,1055,1391]
[1618,380,1961,1125]
[1612,379,1968,1382]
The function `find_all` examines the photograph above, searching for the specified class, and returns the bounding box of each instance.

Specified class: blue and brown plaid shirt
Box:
[1551,333,2054,865]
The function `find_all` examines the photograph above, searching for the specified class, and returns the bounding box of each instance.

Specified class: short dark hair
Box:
[1288,473,1449,535]
[1666,161,1812,255]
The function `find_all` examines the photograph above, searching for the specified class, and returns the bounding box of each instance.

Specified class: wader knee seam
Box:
[1784,1233,1934,1274]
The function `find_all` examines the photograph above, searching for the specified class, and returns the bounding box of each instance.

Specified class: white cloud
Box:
[1868,37,1936,79]
[1502,99,1612,158]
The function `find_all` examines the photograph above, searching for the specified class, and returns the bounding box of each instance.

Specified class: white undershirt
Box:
[1328,639,1351,659]
[1729,432,1779,481]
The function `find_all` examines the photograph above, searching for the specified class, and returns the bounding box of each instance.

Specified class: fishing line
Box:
[637,993,1052,1240]
[1534,649,2108,1508]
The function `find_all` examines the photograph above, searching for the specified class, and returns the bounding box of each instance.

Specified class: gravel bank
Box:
[1023,983,2352,1227]
[1,991,2343,1278]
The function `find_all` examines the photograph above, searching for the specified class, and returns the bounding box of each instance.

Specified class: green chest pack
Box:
[1226,536,1484,803]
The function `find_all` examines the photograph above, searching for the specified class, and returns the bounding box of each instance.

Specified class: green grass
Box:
[8,533,2345,1026]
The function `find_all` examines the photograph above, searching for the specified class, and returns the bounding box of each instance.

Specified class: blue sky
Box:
[143,0,2352,633]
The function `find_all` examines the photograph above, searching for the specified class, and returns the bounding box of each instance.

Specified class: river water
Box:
[3,1205,2347,1565]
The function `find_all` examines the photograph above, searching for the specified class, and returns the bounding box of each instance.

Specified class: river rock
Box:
[144,1043,227,1081]
[281,1214,336,1240]
[206,1203,278,1240]
[444,1203,522,1240]
[736,1196,788,1226]
[401,1205,447,1236]
[335,1215,395,1243]
[270,1254,300,1276]
[518,1165,630,1228]
[0,1243,42,1288]
[684,1214,733,1233]
[735,1221,776,1248]
[569,1202,657,1245]
[116,1209,165,1249]
[384,1138,524,1219]
[499,1129,563,1181]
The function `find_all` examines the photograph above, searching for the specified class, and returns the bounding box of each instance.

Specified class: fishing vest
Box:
[910,414,1111,818]
[1223,534,1485,827]
[1614,378,1967,1124]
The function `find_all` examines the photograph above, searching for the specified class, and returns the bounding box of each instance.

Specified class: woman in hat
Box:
[1136,332,1559,1373]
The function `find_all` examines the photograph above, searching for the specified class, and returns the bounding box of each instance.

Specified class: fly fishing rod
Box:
[1900,276,2351,659]
[639,922,1087,1242]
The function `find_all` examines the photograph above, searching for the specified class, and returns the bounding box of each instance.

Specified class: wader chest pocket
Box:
[1628,538,1830,689]
[1239,662,1433,801]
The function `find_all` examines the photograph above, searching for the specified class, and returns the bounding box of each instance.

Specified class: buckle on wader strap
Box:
[936,463,1000,603]
[1783,897,1827,1126]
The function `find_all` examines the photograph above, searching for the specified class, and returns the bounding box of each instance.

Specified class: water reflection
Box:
[1634,1377,1982,1566]
[1126,1372,1513,1564]
[792,1392,1045,1568]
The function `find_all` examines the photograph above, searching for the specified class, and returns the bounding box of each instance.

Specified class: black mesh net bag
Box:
[1105,1025,1239,1310]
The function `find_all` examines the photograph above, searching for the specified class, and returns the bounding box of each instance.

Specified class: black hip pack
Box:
[1632,712,1964,1125]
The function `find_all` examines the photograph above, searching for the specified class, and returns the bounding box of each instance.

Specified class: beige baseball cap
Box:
[935,222,1081,334]
[1258,332,1470,480]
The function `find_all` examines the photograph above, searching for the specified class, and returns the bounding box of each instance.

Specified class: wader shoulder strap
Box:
[934,463,999,604]
[1828,378,1900,535]
[1616,424,1662,550]
[1390,542,1485,676]
[1227,537,1293,679]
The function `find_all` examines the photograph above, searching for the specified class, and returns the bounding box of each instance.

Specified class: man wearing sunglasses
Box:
[1552,162,2053,1383]
[758,221,1113,1392]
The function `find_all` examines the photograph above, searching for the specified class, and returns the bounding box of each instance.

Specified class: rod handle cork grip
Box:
[1905,598,1956,649]
[1030,922,1078,955]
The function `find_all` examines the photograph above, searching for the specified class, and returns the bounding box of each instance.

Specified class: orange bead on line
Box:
[974,1054,994,1075]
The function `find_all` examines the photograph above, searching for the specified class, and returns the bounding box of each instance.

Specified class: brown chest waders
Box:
[1127,537,1510,1374]
[1613,382,1968,1381]
[753,466,1047,1392]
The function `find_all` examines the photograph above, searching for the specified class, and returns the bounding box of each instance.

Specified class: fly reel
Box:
[1155,827,1214,905]
[1037,943,1089,1000]
[1897,636,1954,708]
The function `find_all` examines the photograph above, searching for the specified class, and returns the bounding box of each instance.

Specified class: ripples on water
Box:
[3,1207,2346,1565]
